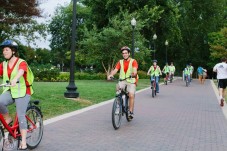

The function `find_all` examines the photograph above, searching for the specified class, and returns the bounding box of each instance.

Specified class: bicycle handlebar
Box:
[0,80,19,87]
[110,76,133,81]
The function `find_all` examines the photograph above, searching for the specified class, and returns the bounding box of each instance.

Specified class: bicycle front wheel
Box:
[0,127,4,151]
[112,97,122,130]
[26,106,44,149]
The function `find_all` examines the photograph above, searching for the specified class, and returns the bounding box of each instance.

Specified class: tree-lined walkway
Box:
[34,79,227,151]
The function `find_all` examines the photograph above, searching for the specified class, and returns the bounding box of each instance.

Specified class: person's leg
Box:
[127,83,136,119]
[156,76,159,92]
[150,76,154,87]
[0,91,14,124]
[198,75,202,84]
[15,95,30,149]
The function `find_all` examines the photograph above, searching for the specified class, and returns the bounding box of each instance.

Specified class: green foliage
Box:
[30,64,60,82]
[208,27,227,68]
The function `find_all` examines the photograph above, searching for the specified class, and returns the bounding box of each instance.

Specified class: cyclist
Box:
[169,62,176,79]
[183,64,191,83]
[213,57,227,107]
[0,40,34,150]
[162,62,170,81]
[147,60,162,93]
[189,63,194,81]
[108,46,138,119]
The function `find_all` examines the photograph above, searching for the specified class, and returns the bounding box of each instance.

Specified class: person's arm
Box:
[11,69,25,86]
[131,60,138,77]
[11,61,27,86]
[159,66,162,75]
[213,65,217,72]
[147,67,151,75]
[108,61,120,79]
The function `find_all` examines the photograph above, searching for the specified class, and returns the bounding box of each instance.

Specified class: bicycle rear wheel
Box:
[26,106,43,149]
[112,97,122,130]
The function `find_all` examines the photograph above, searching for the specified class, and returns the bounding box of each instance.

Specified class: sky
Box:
[20,0,70,49]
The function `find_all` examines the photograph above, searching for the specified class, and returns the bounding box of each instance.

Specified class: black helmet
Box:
[153,60,157,63]
[120,46,131,52]
[0,40,18,50]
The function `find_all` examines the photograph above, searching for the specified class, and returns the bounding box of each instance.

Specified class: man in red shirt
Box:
[108,46,138,119]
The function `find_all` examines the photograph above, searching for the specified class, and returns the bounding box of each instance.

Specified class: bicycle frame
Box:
[0,113,36,139]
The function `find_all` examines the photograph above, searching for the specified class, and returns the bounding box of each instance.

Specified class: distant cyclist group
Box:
[109,45,227,129]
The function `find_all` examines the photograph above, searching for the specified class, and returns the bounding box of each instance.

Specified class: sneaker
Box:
[151,86,153,89]
[129,112,134,119]
[220,98,224,107]
[156,91,159,93]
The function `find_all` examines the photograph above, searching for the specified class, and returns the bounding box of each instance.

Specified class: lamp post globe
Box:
[165,40,168,63]
[131,18,136,58]
[153,34,157,59]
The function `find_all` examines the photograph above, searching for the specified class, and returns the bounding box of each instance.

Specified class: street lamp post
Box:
[165,40,168,63]
[64,0,79,98]
[153,34,157,59]
[131,18,136,58]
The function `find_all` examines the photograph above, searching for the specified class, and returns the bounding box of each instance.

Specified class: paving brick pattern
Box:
[33,79,227,151]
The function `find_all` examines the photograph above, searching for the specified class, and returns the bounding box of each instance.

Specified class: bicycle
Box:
[164,72,169,85]
[150,76,157,98]
[169,73,173,83]
[0,82,43,150]
[185,75,190,87]
[111,77,132,130]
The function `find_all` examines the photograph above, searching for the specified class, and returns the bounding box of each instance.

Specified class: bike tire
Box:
[152,87,155,98]
[26,106,44,149]
[125,97,131,122]
[0,127,4,151]
[112,97,122,130]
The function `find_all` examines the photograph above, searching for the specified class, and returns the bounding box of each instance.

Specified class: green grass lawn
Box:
[8,79,149,120]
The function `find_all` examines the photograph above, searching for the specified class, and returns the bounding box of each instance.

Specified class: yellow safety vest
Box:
[2,59,34,98]
[119,59,136,84]
[150,66,161,76]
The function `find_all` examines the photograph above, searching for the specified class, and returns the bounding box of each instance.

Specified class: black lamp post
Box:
[64,0,79,98]
[165,40,168,63]
[131,18,136,58]
[153,34,157,59]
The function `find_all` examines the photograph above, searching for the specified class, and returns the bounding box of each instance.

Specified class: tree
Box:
[49,2,91,67]
[0,0,47,45]
[208,27,227,68]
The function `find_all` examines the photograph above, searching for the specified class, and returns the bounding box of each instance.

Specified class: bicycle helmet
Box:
[120,46,131,52]
[0,40,18,50]
[153,60,157,63]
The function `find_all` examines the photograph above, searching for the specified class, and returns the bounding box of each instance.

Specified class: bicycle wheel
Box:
[0,127,4,151]
[26,106,43,149]
[152,82,155,98]
[125,97,131,122]
[112,97,122,130]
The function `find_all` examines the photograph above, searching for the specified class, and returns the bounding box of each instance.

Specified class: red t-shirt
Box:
[0,58,31,95]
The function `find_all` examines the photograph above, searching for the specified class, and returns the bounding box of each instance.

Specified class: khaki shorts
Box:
[118,81,136,94]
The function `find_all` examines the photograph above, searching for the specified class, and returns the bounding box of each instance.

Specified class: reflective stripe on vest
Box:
[119,59,136,83]
[150,66,160,76]
[2,59,34,98]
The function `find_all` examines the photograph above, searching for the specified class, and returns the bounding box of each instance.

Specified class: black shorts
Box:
[218,79,227,89]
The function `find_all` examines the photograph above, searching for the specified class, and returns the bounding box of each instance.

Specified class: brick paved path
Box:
[33,79,227,151]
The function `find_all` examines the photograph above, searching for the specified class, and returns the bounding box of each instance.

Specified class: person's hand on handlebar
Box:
[10,78,18,87]
[108,75,114,80]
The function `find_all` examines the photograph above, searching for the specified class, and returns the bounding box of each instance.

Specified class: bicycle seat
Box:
[31,100,40,105]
